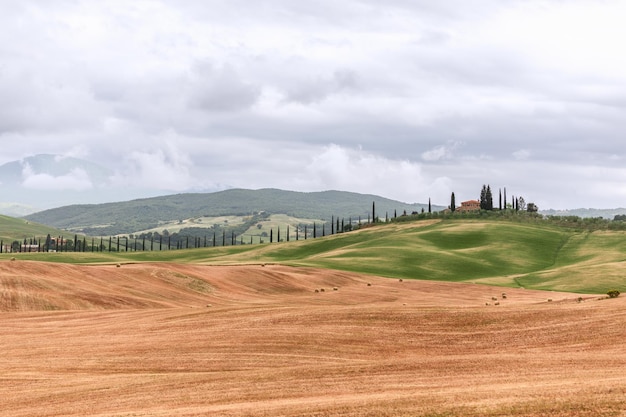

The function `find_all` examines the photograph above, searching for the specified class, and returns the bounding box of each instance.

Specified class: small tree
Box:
[607,289,620,298]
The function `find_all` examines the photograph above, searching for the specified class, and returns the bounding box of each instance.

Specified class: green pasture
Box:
[2,218,626,294]
[0,215,65,243]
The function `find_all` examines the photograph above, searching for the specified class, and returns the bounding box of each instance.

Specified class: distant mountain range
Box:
[0,154,188,213]
[24,188,441,236]
[3,154,626,222]
[540,208,626,220]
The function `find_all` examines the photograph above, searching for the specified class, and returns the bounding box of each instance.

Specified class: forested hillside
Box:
[25,189,439,235]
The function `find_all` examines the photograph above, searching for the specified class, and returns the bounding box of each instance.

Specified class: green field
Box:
[0,215,67,243]
[3,218,626,294]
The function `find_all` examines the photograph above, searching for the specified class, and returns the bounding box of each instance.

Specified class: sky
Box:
[2,0,626,210]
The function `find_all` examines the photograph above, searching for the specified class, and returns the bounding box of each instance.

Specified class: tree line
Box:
[450,185,538,213]
[4,191,626,254]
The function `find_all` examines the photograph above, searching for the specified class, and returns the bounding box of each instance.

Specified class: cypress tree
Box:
[372,201,376,223]
[480,185,487,210]
[499,188,502,210]
[450,192,456,212]
[331,216,334,234]
[504,188,507,209]
[428,198,432,213]
[287,226,290,242]
[270,229,273,243]
[486,185,493,210]
[313,223,317,238]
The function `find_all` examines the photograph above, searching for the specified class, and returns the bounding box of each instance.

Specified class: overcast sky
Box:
[2,0,626,210]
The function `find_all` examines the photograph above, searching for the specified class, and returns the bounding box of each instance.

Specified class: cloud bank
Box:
[2,1,626,209]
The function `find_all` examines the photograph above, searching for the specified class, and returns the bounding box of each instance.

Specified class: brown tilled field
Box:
[1,260,626,416]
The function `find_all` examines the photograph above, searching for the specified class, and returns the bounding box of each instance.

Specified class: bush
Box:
[607,289,620,298]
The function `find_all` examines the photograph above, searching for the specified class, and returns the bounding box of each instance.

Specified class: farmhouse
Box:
[457,200,480,212]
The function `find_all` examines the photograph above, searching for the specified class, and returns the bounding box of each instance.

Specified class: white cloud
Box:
[21,164,93,191]
[3,1,626,209]
[421,142,461,162]
[110,139,211,191]
[513,149,531,160]
[298,144,430,203]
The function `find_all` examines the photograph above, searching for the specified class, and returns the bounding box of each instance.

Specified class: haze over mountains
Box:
[1,154,626,219]
[0,154,222,215]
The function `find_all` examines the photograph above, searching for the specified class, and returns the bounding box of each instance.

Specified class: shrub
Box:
[607,289,620,298]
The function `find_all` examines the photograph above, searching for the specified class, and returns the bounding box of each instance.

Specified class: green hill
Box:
[6,218,626,294]
[24,189,441,236]
[0,215,68,244]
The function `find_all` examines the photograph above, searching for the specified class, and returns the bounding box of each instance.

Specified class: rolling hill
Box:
[24,188,441,236]
[0,214,69,244]
[6,217,626,294]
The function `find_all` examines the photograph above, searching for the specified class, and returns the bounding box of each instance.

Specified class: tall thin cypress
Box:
[504,188,507,209]
[313,223,317,238]
[372,201,376,223]
[331,216,334,234]
[428,198,432,213]
[270,229,273,243]
[450,192,456,212]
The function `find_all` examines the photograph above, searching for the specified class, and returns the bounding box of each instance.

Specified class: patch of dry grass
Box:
[0,261,624,416]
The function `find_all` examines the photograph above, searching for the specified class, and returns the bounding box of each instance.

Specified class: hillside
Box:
[7,218,626,294]
[24,188,440,235]
[0,214,68,244]
[2,260,625,416]
[3,217,626,415]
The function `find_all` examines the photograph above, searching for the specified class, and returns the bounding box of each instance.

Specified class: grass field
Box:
[3,217,626,416]
[4,218,626,294]
[0,215,66,243]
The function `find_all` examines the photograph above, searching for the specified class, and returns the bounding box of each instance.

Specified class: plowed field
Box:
[1,261,625,416]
